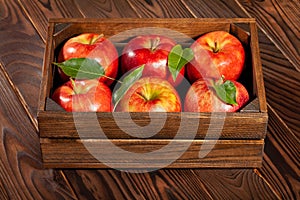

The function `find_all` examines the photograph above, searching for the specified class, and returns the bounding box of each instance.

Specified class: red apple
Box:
[58,33,118,85]
[186,31,245,83]
[121,35,184,87]
[184,79,249,112]
[52,79,112,112]
[116,77,181,112]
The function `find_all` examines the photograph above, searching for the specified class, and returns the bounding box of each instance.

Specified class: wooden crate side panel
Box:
[38,111,268,139]
[49,18,248,51]
[38,21,55,112]
[40,139,264,168]
[249,22,267,112]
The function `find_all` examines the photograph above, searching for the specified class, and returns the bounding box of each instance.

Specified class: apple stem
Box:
[137,92,147,101]
[70,78,79,94]
[213,41,220,53]
[90,34,104,45]
[151,37,160,51]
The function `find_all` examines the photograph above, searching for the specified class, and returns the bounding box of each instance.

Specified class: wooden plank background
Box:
[0,0,299,199]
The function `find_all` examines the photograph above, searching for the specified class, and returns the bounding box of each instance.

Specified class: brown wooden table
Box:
[0,0,299,199]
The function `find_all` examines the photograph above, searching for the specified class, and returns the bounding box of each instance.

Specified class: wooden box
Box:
[38,18,268,169]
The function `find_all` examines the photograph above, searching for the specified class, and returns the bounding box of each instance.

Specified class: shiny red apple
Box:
[116,77,181,112]
[184,79,249,112]
[58,33,118,85]
[186,31,245,83]
[121,35,184,87]
[52,79,112,112]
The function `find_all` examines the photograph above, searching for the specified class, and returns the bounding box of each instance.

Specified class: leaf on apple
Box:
[168,44,194,81]
[53,58,105,79]
[112,65,144,111]
[212,80,238,106]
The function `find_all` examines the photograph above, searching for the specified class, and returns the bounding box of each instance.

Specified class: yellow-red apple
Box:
[116,77,181,112]
[186,31,245,83]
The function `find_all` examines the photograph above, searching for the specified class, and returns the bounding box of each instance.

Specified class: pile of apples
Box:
[52,31,249,112]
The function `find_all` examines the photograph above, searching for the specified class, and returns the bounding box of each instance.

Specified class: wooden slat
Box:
[40,139,264,168]
[38,110,267,139]
[249,22,268,112]
[0,65,76,199]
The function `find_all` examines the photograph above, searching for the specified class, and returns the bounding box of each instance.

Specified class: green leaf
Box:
[53,58,105,79]
[213,80,238,105]
[112,65,144,111]
[168,44,194,81]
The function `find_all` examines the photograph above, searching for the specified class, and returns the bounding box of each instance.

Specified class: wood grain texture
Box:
[183,0,248,18]
[18,0,139,42]
[64,170,147,199]
[126,0,195,17]
[64,169,279,199]
[18,0,84,41]
[259,105,300,199]
[257,29,300,136]
[38,110,267,139]
[0,0,44,121]
[40,138,264,168]
[190,169,280,199]
[237,0,300,71]
[73,0,139,18]
[0,65,76,199]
